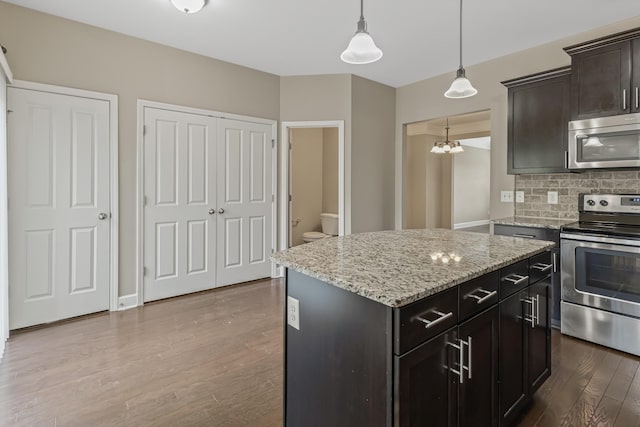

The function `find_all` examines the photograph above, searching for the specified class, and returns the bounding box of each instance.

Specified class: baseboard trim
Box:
[454,219,491,230]
[117,294,138,311]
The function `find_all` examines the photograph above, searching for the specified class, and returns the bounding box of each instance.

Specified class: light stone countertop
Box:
[272,229,555,308]
[492,216,576,230]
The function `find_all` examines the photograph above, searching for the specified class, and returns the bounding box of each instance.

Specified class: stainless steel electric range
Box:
[560,193,640,356]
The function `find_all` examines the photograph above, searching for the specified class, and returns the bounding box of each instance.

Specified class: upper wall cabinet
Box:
[565,28,640,119]
[502,67,571,175]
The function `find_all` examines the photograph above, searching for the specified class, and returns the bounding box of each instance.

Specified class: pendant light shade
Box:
[445,0,477,99]
[341,0,383,65]
[170,0,205,14]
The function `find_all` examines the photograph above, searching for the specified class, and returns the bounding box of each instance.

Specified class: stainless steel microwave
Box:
[568,112,640,169]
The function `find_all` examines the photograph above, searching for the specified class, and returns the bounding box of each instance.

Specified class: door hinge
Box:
[143,125,147,136]
[271,139,275,148]
[289,142,292,150]
[143,196,148,206]
[143,267,147,276]
[289,194,292,202]
[271,194,275,202]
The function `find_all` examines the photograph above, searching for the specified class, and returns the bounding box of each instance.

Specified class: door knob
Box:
[98,213,109,220]
[218,208,225,214]
[209,209,216,215]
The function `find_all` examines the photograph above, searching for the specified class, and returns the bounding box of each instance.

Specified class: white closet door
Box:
[216,119,272,286]
[143,107,217,302]
[8,87,111,329]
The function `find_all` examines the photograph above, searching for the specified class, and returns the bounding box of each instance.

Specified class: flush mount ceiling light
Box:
[431,118,464,154]
[170,0,205,14]
[340,0,383,65]
[444,0,477,99]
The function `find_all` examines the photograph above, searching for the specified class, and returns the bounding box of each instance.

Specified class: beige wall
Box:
[395,15,640,229]
[453,146,491,226]
[351,75,396,233]
[322,128,339,214]
[0,2,280,297]
[405,135,428,229]
[290,128,323,246]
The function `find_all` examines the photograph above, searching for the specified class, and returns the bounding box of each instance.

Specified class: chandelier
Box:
[431,118,464,154]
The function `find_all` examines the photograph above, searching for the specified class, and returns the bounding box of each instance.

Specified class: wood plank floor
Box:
[1,278,639,426]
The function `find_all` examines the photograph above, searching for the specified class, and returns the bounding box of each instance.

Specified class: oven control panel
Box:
[582,194,640,213]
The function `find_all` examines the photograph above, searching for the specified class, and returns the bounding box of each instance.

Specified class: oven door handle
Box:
[561,233,640,247]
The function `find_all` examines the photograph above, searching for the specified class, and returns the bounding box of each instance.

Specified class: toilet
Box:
[302,213,339,243]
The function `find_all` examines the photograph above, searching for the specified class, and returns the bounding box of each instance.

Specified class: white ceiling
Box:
[3,0,640,87]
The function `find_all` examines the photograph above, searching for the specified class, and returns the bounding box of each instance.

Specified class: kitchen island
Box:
[273,229,556,427]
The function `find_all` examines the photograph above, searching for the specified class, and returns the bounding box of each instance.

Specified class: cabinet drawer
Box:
[394,287,458,355]
[500,260,529,299]
[493,224,559,245]
[529,251,553,284]
[459,271,499,322]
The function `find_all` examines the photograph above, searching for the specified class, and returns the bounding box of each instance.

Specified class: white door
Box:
[8,87,111,329]
[216,119,272,286]
[143,108,217,302]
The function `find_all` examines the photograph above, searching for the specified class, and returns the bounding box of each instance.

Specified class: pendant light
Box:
[444,0,477,99]
[431,118,464,154]
[170,0,205,14]
[340,0,383,65]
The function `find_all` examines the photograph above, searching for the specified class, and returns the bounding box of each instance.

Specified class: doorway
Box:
[279,121,348,252]
[403,111,491,231]
[139,101,277,303]
[7,81,118,329]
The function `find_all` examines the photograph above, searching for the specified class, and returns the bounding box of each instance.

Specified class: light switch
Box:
[515,191,525,203]
[547,191,558,205]
[501,191,514,203]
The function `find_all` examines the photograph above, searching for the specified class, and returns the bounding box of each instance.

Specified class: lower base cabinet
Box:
[395,306,499,427]
[499,278,551,426]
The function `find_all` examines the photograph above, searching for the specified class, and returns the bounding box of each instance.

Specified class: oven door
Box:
[561,233,640,318]
[568,113,640,169]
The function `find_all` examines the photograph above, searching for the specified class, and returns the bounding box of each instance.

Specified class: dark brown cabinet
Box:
[396,306,499,427]
[499,258,552,426]
[565,28,640,119]
[502,67,571,174]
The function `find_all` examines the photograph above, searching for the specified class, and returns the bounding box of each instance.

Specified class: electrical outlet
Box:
[547,191,558,205]
[287,296,300,330]
[500,191,514,203]
[515,191,525,203]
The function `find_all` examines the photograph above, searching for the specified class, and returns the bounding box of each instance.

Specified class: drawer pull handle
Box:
[466,288,497,305]
[513,233,536,239]
[504,274,529,285]
[448,337,472,383]
[415,310,453,329]
[522,297,538,328]
[531,263,552,272]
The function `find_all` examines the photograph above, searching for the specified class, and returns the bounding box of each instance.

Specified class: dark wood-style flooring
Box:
[1,278,639,426]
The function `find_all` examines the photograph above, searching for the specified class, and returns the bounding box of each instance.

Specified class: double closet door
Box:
[143,107,273,302]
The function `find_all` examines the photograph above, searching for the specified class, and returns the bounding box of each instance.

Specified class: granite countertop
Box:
[492,216,576,230]
[272,229,555,308]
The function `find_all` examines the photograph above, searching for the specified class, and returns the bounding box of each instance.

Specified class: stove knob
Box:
[587,199,596,206]
[600,200,609,207]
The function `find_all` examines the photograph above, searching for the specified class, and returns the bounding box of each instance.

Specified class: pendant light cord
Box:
[360,0,364,20]
[458,0,463,68]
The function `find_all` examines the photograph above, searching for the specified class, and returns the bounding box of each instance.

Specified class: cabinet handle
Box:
[636,87,639,110]
[536,294,540,327]
[522,297,537,328]
[531,263,552,272]
[448,338,471,383]
[504,274,529,285]
[553,252,557,273]
[513,233,536,239]
[466,288,497,305]
[415,310,453,329]
[564,150,569,169]
[623,89,628,110]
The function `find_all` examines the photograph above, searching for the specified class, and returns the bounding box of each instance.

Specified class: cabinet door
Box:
[508,74,571,174]
[571,40,632,119]
[528,278,551,395]
[395,329,457,427]
[632,38,640,113]
[499,289,528,426]
[459,306,499,427]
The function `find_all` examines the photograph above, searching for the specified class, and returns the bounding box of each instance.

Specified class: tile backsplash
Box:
[514,170,640,220]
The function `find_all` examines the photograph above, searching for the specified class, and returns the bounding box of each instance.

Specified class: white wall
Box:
[453,145,491,227]
[322,128,339,214]
[290,128,324,246]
